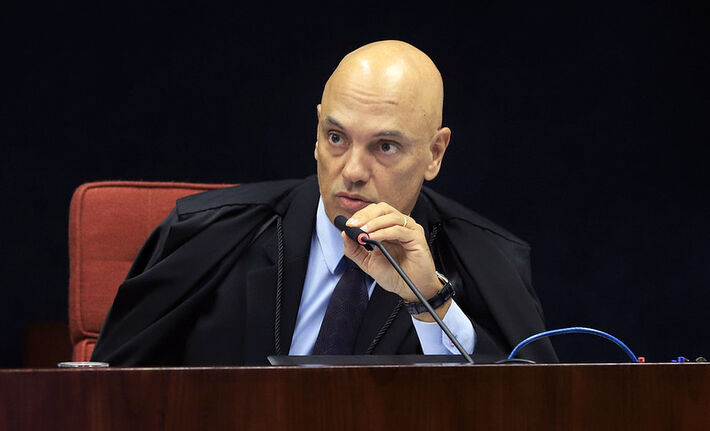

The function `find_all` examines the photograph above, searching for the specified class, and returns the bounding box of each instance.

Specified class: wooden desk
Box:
[1,363,708,430]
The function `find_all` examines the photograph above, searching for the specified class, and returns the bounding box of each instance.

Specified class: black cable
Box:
[274,216,284,356]
[495,358,536,364]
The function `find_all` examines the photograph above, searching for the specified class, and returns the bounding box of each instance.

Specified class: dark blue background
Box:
[2,1,708,366]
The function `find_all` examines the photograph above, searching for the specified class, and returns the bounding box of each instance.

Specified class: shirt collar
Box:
[316,197,345,274]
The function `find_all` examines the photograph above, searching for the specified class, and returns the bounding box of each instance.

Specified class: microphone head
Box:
[334,215,348,231]
[334,214,373,250]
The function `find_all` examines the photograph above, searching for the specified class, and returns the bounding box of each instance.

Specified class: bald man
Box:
[92,41,557,365]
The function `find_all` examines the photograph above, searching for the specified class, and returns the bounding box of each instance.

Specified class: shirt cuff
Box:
[410,299,476,355]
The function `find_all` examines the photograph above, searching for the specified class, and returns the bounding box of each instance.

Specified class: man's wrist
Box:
[404,272,455,316]
[412,297,453,322]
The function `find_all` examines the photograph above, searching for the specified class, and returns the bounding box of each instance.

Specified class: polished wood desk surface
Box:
[1,363,708,430]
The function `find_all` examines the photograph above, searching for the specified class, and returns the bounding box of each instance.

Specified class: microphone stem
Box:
[365,238,474,364]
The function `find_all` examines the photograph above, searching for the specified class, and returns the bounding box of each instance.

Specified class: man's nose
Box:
[341,145,371,186]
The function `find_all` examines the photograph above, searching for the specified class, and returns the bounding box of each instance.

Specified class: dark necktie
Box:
[312,259,368,355]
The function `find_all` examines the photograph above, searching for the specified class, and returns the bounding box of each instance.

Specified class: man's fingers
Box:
[347,202,396,227]
[366,225,421,248]
[347,203,420,236]
[361,212,415,233]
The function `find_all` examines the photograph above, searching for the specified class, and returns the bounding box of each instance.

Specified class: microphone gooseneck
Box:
[334,214,474,364]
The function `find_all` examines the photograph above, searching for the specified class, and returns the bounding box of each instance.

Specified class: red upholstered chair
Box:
[68,181,232,361]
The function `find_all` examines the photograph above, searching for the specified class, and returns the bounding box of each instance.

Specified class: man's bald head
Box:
[322,40,445,134]
[314,40,452,222]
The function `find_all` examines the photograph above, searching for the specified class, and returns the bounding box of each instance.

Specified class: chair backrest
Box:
[68,181,232,361]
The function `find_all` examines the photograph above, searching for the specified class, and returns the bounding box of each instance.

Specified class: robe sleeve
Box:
[443,219,558,363]
[91,203,273,365]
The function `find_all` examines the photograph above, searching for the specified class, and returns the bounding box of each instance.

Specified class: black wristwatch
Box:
[403,271,455,315]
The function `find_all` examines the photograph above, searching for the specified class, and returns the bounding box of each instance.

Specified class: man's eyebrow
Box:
[373,130,405,138]
[324,116,345,129]
[324,116,406,139]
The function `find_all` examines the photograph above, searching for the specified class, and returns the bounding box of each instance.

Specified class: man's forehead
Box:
[322,70,440,135]
[321,81,420,123]
[324,72,408,105]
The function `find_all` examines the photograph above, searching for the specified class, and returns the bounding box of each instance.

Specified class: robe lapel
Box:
[241,176,320,360]
[274,177,320,353]
[353,285,405,354]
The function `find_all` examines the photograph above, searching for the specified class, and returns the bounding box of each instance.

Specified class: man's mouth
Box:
[335,193,373,213]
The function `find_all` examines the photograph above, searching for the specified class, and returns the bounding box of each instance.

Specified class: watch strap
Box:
[403,273,455,315]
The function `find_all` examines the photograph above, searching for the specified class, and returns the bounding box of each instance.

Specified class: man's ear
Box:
[314,104,322,161]
[424,127,451,181]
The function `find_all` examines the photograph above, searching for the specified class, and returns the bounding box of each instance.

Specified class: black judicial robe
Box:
[91,175,557,365]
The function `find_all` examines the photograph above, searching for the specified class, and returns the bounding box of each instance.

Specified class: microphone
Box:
[334,215,373,250]
[333,214,474,363]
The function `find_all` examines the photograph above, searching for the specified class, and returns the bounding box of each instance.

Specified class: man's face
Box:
[315,75,448,223]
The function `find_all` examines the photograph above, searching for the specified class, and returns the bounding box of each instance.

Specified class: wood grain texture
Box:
[1,364,708,430]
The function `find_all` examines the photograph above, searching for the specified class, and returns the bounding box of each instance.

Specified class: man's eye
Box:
[328,132,345,146]
[379,141,398,154]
